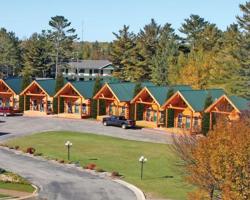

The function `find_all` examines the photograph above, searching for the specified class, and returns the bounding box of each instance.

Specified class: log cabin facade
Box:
[130,85,192,128]
[0,78,22,111]
[161,89,225,134]
[205,94,249,129]
[54,81,95,119]
[93,82,154,120]
[20,79,57,116]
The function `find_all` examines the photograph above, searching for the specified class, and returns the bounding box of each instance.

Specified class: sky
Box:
[0,0,246,42]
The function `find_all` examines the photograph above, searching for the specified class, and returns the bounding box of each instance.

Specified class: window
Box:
[79,78,84,81]
[67,102,72,113]
[65,69,69,74]
[109,103,114,115]
[186,116,191,129]
[75,69,78,74]
[110,70,113,74]
[79,69,85,73]
[160,111,165,123]
[146,109,151,121]
[177,114,182,128]
[194,117,199,128]
[121,106,126,116]
[82,103,87,114]
[100,70,103,75]
[94,69,99,74]
[75,103,79,113]
[89,69,92,75]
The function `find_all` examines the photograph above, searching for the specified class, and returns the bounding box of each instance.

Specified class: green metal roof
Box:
[108,82,155,102]
[147,85,192,106]
[71,81,96,99]
[180,89,225,112]
[228,95,249,111]
[35,79,57,97]
[4,77,22,94]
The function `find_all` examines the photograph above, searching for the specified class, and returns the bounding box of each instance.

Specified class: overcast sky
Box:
[0,0,246,41]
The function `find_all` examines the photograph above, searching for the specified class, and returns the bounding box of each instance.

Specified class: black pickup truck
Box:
[102,115,136,129]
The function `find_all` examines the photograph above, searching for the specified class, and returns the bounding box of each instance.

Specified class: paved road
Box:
[0,148,136,200]
[0,116,173,144]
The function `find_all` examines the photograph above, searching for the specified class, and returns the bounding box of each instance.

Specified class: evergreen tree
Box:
[179,14,209,49]
[48,16,77,77]
[22,32,53,77]
[134,19,161,81]
[166,88,174,127]
[110,25,136,81]
[151,23,179,85]
[201,95,213,136]
[236,1,250,99]
[19,69,32,112]
[53,74,64,114]
[0,28,21,77]
[91,77,104,118]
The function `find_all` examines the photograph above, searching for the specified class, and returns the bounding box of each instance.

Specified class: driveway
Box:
[0,116,173,144]
[0,148,137,200]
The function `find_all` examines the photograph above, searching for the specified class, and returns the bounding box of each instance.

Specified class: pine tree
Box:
[0,28,21,77]
[48,16,77,78]
[166,88,174,127]
[53,74,64,114]
[19,70,32,112]
[201,95,213,136]
[110,25,136,81]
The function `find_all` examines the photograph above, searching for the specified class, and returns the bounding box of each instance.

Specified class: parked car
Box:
[0,107,15,116]
[102,115,136,129]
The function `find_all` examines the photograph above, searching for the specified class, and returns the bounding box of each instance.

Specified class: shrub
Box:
[111,171,120,177]
[95,168,106,173]
[58,159,65,163]
[34,152,43,156]
[14,145,20,150]
[26,147,36,154]
[84,163,96,170]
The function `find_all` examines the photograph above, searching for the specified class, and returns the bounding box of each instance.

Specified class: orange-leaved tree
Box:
[172,116,250,200]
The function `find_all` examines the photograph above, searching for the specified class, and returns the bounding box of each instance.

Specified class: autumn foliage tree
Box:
[172,116,250,200]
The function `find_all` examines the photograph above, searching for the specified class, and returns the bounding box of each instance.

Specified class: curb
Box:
[10,184,38,200]
[114,179,146,200]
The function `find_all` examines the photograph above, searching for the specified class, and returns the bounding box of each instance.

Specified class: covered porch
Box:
[55,83,91,119]
[94,83,130,120]
[21,81,53,116]
[205,95,249,129]
[131,87,165,128]
[0,79,19,110]
[162,92,201,134]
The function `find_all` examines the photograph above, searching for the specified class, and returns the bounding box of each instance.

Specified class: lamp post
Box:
[139,156,147,180]
[65,141,73,160]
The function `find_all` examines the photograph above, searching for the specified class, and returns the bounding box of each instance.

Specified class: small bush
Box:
[58,159,65,163]
[34,152,43,156]
[26,147,36,154]
[84,163,96,170]
[111,171,120,177]
[95,168,105,173]
[14,145,20,150]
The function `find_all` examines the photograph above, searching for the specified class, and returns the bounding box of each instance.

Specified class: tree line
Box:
[0,1,249,99]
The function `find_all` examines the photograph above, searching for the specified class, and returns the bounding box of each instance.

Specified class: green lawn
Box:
[0,182,34,193]
[6,131,192,200]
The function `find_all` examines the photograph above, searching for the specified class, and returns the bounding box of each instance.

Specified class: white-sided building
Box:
[62,60,116,81]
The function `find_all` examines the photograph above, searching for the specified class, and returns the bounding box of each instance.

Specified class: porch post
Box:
[97,99,100,116]
[209,112,213,130]
[57,96,60,114]
[165,108,168,128]
[156,108,159,127]
[80,97,82,118]
[134,103,137,120]
[45,96,48,114]
[116,104,119,115]
[190,111,193,134]
[24,95,26,111]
